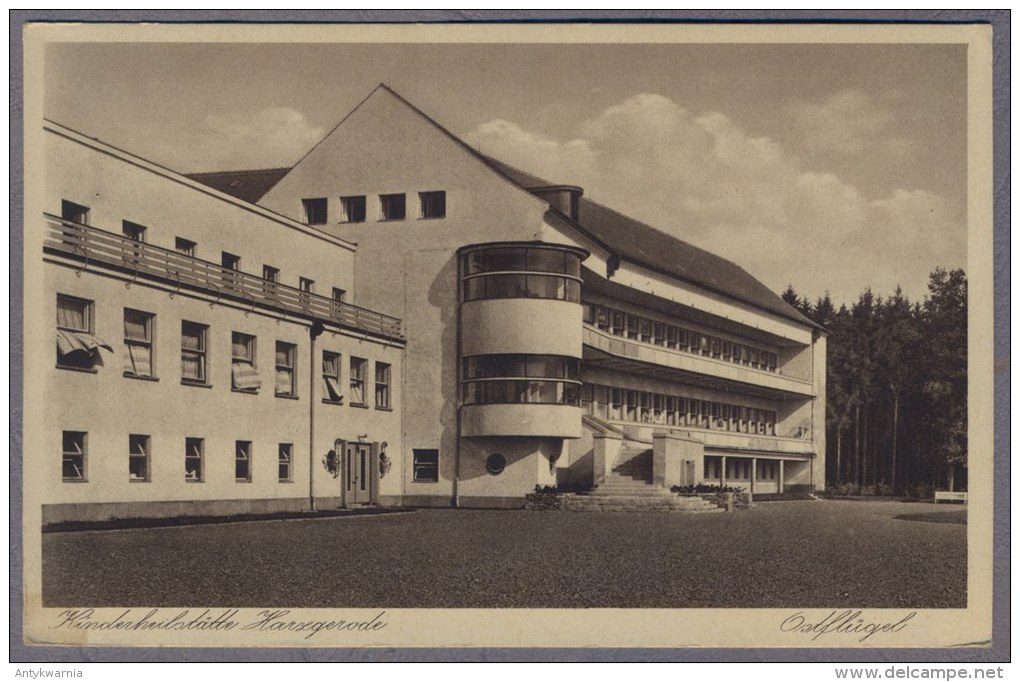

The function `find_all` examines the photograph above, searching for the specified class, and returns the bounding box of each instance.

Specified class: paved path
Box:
[42,500,965,608]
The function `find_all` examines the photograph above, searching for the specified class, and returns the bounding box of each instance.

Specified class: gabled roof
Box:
[185,167,291,204]
[187,84,815,329]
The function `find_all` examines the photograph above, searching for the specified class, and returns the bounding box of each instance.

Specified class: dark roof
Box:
[185,167,291,204]
[187,84,813,328]
[482,157,816,328]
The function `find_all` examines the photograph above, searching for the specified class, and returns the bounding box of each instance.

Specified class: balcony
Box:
[582,325,813,398]
[43,214,404,343]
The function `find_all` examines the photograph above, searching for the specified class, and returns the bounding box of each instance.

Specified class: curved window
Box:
[463,354,581,406]
[462,245,583,303]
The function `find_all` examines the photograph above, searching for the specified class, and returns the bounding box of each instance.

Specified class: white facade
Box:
[31,86,826,521]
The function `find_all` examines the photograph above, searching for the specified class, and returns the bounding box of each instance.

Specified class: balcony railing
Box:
[582,325,813,396]
[44,214,404,342]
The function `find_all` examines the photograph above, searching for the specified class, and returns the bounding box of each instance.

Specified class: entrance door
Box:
[344,442,373,505]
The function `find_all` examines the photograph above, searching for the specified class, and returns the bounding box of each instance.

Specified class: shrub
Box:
[671,484,742,494]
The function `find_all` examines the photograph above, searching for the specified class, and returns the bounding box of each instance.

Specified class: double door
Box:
[344,442,373,505]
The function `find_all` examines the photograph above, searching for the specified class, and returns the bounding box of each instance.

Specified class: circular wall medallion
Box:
[486,453,506,475]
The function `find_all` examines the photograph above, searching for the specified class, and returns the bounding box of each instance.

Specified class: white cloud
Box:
[788,89,910,159]
[158,107,326,171]
[463,92,963,305]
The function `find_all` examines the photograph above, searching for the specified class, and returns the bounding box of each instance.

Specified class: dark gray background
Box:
[9,9,1010,663]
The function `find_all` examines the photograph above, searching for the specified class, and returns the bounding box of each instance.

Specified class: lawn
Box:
[41,500,966,609]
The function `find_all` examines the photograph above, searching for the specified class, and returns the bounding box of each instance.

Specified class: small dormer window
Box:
[419,191,446,219]
[379,194,406,221]
[302,198,327,225]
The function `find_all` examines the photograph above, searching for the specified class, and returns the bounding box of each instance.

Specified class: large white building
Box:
[34,85,825,521]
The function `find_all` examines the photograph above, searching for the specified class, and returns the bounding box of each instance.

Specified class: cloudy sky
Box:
[43,39,967,306]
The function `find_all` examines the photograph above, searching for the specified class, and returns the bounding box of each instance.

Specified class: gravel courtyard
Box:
[42,500,966,609]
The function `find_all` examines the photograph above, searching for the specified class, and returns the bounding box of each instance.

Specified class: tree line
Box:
[782,268,967,495]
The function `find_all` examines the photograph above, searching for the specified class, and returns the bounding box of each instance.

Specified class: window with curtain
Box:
[375,362,391,409]
[322,351,343,403]
[123,309,155,378]
[231,332,260,392]
[56,294,111,370]
[275,341,296,397]
[181,321,207,384]
[350,357,367,405]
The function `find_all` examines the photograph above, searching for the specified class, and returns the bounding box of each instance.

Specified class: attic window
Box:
[302,198,327,225]
[379,194,406,221]
[419,191,446,219]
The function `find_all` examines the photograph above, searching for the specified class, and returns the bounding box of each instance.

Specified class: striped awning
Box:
[231,362,262,391]
[56,329,113,356]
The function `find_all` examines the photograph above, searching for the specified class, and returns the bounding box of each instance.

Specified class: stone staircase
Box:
[566,447,724,513]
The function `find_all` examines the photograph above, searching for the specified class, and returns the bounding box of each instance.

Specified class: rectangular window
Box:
[609,388,623,420]
[123,309,155,378]
[379,193,406,221]
[652,322,665,346]
[222,252,241,289]
[174,237,196,257]
[626,316,639,340]
[666,326,678,349]
[375,362,391,409]
[299,277,314,308]
[419,191,446,219]
[129,434,150,482]
[303,198,327,225]
[275,341,297,397]
[181,321,208,384]
[278,443,292,482]
[185,437,204,481]
[722,340,732,361]
[61,200,89,224]
[322,351,343,403]
[332,287,347,303]
[710,337,721,359]
[340,195,366,223]
[262,265,280,297]
[122,221,146,242]
[639,319,652,343]
[412,449,439,482]
[611,311,625,336]
[235,441,252,482]
[350,357,367,405]
[56,294,104,370]
[62,431,87,481]
[231,332,260,392]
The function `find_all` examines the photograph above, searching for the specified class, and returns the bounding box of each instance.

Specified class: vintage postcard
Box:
[18,20,996,650]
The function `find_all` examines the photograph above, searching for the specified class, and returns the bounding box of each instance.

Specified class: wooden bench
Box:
[934,491,968,504]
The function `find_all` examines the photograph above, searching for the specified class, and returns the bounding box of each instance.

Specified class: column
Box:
[778,460,785,494]
[720,455,726,487]
[751,457,757,494]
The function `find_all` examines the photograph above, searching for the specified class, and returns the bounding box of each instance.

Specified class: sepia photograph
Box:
[16,18,998,652]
